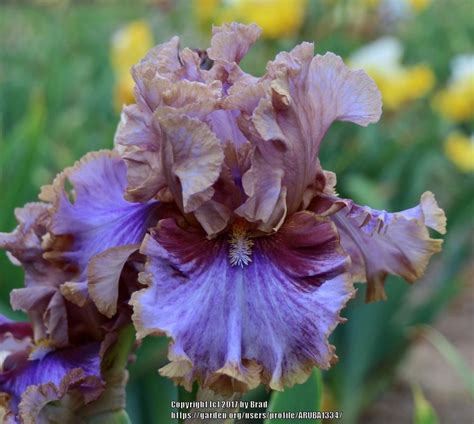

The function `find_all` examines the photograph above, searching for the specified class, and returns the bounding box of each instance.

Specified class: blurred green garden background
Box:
[0,0,473,423]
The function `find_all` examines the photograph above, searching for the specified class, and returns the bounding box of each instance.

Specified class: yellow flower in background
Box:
[349,37,435,110]
[111,20,154,111]
[326,0,430,13]
[444,131,474,172]
[432,54,474,122]
[194,0,308,38]
[407,0,431,12]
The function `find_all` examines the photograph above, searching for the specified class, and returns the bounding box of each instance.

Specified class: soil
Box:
[359,271,474,424]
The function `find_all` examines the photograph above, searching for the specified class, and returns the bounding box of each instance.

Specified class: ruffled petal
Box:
[131,212,353,393]
[115,49,223,205]
[0,198,117,347]
[87,245,139,318]
[238,45,382,230]
[0,325,126,424]
[41,151,160,280]
[0,203,67,289]
[0,204,72,346]
[207,23,262,64]
[311,191,446,302]
[0,203,48,267]
[37,151,161,323]
[0,342,102,413]
[114,104,166,202]
[16,368,103,424]
[158,114,225,214]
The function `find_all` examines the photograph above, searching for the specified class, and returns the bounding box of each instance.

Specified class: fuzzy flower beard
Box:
[0,22,446,398]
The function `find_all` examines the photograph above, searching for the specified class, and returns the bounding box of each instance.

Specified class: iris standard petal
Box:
[207,22,262,64]
[158,114,225,214]
[238,44,382,230]
[131,212,353,394]
[114,104,167,202]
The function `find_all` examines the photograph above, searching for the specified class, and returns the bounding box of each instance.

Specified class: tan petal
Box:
[238,45,382,231]
[87,245,139,318]
[208,23,262,64]
[159,114,224,213]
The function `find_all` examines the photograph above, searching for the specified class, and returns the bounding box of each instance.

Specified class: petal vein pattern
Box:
[131,212,353,393]
[41,151,160,279]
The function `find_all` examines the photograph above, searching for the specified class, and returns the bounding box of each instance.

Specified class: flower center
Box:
[228,222,254,267]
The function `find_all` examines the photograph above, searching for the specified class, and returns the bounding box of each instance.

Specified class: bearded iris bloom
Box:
[0,23,445,402]
[0,316,103,423]
[0,201,131,422]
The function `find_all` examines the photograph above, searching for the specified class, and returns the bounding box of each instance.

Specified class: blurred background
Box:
[0,0,473,423]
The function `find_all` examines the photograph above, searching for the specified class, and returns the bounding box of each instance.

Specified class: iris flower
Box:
[0,316,103,423]
[1,23,445,400]
[0,315,128,423]
[116,23,445,392]
[0,181,135,421]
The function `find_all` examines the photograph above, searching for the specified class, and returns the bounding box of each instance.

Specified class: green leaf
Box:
[102,324,136,373]
[178,384,198,424]
[87,409,132,424]
[412,385,439,424]
[265,369,323,424]
[419,326,474,398]
[342,174,388,210]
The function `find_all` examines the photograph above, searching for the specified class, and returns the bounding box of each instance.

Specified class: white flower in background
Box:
[380,0,431,20]
[349,37,435,110]
[432,54,474,122]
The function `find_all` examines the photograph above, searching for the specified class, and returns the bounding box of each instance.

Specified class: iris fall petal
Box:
[131,212,353,393]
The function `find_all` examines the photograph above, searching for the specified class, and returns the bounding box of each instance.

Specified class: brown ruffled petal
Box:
[237,45,382,231]
[88,245,139,318]
[207,22,262,64]
[159,114,225,214]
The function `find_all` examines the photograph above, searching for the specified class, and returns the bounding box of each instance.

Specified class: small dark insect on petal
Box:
[192,48,214,70]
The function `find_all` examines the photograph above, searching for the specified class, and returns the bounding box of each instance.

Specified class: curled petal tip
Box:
[420,191,447,234]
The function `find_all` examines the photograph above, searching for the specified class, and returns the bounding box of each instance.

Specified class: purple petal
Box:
[131,212,353,393]
[311,191,446,302]
[41,151,160,280]
[0,342,102,413]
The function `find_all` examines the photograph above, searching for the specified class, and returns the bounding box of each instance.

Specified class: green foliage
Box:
[419,326,474,398]
[412,385,439,424]
[265,369,323,424]
[87,409,132,424]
